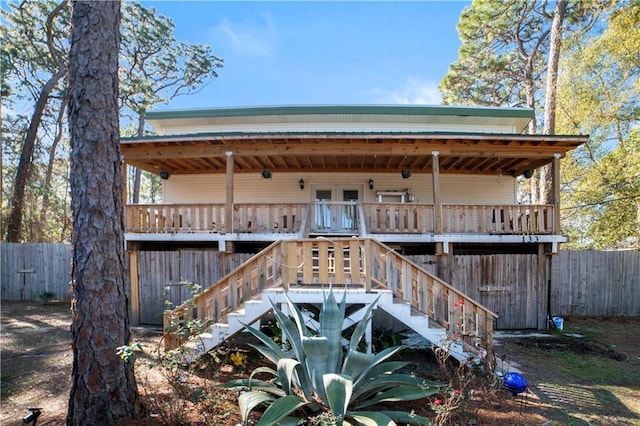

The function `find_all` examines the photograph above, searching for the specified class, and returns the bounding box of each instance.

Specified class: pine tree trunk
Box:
[5,68,65,242]
[540,0,567,204]
[67,1,139,424]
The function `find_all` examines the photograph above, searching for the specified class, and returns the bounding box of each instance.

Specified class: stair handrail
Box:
[366,239,497,347]
[163,237,497,352]
[163,240,285,348]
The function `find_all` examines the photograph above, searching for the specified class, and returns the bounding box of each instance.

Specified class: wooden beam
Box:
[129,250,139,326]
[432,151,442,235]
[121,140,578,160]
[122,161,128,204]
[225,152,234,249]
[552,154,561,233]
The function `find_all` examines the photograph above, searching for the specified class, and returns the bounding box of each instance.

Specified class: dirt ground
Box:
[1,300,639,425]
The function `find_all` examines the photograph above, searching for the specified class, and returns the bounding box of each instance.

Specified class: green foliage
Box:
[38,291,56,303]
[1,0,223,241]
[558,0,640,249]
[119,2,223,121]
[163,280,206,342]
[222,289,441,425]
[116,341,143,363]
[440,0,550,110]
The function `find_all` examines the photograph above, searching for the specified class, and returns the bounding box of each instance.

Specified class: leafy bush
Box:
[222,289,442,425]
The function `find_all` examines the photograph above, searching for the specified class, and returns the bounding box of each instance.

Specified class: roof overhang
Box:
[121,131,588,177]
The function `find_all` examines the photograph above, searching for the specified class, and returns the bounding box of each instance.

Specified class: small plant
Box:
[39,291,56,304]
[230,351,248,369]
[116,341,143,363]
[162,279,209,362]
[222,289,443,425]
[431,331,498,425]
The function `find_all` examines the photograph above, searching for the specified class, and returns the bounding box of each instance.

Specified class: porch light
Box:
[368,178,374,189]
[159,171,170,180]
[261,169,272,179]
[523,169,533,179]
[299,178,305,189]
[401,169,411,179]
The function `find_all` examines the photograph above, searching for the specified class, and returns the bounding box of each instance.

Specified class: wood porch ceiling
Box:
[121,132,588,177]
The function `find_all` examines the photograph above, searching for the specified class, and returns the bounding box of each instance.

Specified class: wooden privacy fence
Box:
[2,243,639,323]
[1,243,72,301]
[551,250,640,317]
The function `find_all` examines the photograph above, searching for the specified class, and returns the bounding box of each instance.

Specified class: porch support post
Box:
[552,153,561,234]
[225,151,234,252]
[122,160,128,205]
[537,243,548,330]
[432,151,444,254]
[129,250,139,326]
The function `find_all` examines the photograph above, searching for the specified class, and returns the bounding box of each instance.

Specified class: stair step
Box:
[177,287,475,364]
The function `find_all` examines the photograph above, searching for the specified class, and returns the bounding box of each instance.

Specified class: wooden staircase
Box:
[164,238,497,363]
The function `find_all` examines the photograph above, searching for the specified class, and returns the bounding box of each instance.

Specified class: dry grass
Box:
[2,300,639,425]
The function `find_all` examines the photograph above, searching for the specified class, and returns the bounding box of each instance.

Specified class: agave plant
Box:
[222,289,442,425]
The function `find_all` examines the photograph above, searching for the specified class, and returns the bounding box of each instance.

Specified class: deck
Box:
[125,201,562,250]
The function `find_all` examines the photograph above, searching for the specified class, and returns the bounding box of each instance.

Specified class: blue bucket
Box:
[553,316,564,330]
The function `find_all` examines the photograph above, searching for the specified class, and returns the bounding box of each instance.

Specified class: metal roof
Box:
[145,104,535,135]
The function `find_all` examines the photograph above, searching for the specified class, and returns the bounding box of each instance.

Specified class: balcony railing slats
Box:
[127,202,556,236]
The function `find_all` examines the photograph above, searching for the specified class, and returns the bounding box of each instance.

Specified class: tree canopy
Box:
[557,0,640,249]
[440,0,637,249]
[1,0,223,242]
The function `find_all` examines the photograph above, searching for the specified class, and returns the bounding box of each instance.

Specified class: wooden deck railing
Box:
[442,204,555,234]
[127,202,556,236]
[362,202,435,233]
[163,238,497,349]
[234,203,307,233]
[308,201,359,234]
[126,203,226,233]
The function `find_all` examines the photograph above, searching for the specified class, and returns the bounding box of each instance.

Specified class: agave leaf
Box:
[277,358,312,400]
[341,349,374,377]
[301,335,330,400]
[270,298,307,363]
[273,417,302,426]
[347,294,380,351]
[358,361,411,379]
[240,323,285,365]
[352,373,441,401]
[320,289,346,372]
[276,358,297,395]
[347,411,396,426]
[353,345,406,386]
[354,385,436,409]
[250,365,278,379]
[284,293,312,338]
[222,378,286,397]
[323,373,353,419]
[238,391,274,424]
[378,410,432,426]
[256,395,309,426]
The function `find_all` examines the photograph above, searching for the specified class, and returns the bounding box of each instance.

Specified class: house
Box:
[121,105,587,356]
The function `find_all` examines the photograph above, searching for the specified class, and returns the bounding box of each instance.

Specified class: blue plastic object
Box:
[503,372,527,395]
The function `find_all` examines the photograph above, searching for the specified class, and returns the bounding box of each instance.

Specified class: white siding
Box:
[158,122,518,135]
[440,174,516,204]
[163,173,516,204]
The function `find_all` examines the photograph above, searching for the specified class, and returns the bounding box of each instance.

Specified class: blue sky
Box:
[141,1,470,110]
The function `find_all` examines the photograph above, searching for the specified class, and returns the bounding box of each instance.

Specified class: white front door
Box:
[311,185,361,231]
